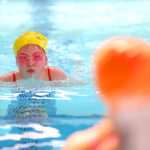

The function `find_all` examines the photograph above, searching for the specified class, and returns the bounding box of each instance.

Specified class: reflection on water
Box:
[0,123,61,150]
[0,123,60,140]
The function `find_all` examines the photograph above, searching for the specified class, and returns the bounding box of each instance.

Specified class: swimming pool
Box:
[0,0,150,149]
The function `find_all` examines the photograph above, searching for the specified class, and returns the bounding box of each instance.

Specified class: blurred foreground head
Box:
[93,36,150,105]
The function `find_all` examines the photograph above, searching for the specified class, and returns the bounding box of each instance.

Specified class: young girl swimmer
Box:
[0,32,67,82]
[63,36,150,150]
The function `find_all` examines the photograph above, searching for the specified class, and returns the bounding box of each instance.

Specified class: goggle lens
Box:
[17,52,43,63]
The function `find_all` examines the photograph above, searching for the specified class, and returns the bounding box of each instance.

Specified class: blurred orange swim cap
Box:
[13,31,48,55]
[93,36,150,101]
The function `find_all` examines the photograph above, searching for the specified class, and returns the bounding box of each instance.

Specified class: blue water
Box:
[0,0,150,149]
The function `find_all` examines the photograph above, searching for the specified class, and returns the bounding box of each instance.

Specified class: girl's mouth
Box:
[27,69,35,74]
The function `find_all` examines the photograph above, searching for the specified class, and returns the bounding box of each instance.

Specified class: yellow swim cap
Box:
[13,31,48,55]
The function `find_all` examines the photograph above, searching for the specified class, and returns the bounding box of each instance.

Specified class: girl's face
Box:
[16,44,48,79]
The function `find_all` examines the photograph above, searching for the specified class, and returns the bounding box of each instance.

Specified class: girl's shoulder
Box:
[0,71,19,82]
[47,66,67,80]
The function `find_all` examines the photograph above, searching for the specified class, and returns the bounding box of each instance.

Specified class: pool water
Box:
[0,0,150,149]
[0,82,103,150]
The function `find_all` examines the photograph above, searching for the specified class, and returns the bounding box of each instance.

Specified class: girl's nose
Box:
[27,58,35,67]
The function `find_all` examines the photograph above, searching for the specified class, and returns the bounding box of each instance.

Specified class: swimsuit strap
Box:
[12,72,16,82]
[47,67,52,81]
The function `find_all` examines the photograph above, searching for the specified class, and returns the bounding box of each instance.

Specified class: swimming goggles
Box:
[17,52,44,63]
